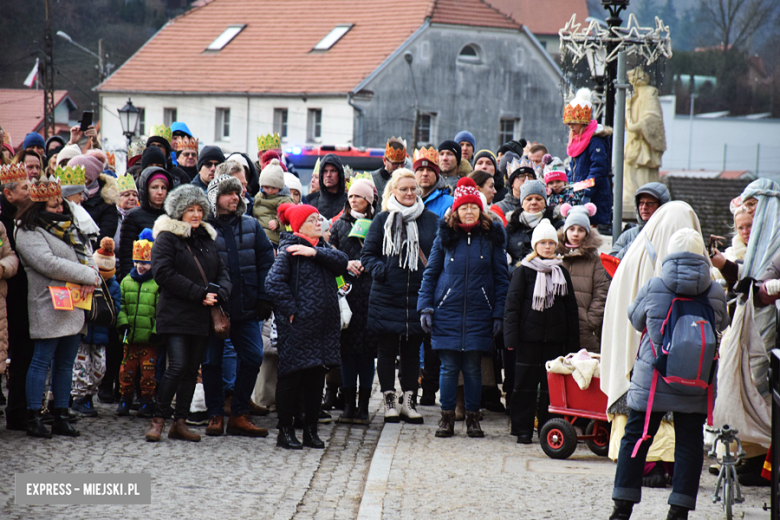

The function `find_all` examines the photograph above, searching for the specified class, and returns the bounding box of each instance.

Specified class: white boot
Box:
[383,391,400,423]
[399,390,424,424]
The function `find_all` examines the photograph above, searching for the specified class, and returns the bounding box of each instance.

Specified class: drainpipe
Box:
[347,92,364,148]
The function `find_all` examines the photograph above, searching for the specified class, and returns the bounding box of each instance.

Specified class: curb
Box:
[355,421,401,520]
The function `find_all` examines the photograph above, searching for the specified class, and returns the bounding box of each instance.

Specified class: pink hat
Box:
[67,155,103,182]
[544,170,567,185]
[348,178,375,204]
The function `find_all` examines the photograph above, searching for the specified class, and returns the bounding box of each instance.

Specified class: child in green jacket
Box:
[116,229,160,417]
[253,159,292,246]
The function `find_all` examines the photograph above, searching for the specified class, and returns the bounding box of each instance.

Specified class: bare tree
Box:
[699,0,780,51]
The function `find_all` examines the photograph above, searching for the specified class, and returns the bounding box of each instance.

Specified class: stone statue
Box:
[623,67,667,215]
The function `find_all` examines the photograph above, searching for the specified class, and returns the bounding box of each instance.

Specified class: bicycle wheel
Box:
[724,476,733,520]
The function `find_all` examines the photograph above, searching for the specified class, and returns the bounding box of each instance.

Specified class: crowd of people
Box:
[0,87,777,520]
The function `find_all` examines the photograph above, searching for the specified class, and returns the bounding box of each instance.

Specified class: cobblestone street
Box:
[1,383,772,519]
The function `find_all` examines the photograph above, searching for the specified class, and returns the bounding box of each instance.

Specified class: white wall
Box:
[99,93,354,156]
[659,95,780,180]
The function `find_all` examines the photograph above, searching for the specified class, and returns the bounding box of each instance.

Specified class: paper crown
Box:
[257,133,281,152]
[149,124,172,143]
[344,171,372,192]
[385,137,407,163]
[128,140,146,158]
[30,175,62,202]
[117,173,138,194]
[55,165,86,186]
[175,136,199,152]
[563,89,593,125]
[0,163,28,185]
[105,152,116,169]
[413,147,438,165]
[132,228,155,263]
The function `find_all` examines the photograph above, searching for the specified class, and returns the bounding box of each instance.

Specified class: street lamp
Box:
[586,46,608,121]
[118,98,140,147]
[56,30,106,83]
[601,0,630,128]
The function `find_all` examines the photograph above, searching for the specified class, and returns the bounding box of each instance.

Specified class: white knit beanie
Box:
[284,172,303,194]
[531,218,559,250]
[259,159,285,189]
[667,228,705,256]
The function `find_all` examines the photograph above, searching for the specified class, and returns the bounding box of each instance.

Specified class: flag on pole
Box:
[23,58,39,88]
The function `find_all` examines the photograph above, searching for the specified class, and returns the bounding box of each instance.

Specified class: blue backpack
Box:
[632,293,718,457]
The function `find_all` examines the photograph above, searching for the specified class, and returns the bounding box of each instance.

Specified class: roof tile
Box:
[0,89,70,147]
[485,0,589,36]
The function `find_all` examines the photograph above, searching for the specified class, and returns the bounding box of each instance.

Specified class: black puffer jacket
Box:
[504,264,579,364]
[118,167,174,280]
[330,210,376,356]
[265,232,349,377]
[151,215,231,336]
[306,153,347,220]
[506,207,563,272]
[82,173,119,249]
[361,207,439,336]
[209,195,274,323]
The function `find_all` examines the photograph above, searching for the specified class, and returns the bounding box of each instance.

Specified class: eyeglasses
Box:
[205,161,220,168]
[394,187,417,194]
[303,216,320,225]
[637,201,659,208]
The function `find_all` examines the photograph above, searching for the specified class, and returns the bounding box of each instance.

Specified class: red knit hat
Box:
[260,150,281,168]
[278,203,319,233]
[544,170,567,184]
[452,177,484,212]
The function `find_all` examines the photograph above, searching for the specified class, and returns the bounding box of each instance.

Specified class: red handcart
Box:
[539,372,611,459]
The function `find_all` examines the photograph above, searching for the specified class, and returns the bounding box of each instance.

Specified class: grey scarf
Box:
[382,195,425,271]
[519,210,544,229]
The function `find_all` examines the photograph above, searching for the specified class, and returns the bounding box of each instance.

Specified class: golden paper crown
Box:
[116,173,138,194]
[0,163,28,185]
[413,146,438,165]
[149,124,172,143]
[257,133,281,152]
[385,137,407,163]
[30,175,61,202]
[106,152,116,169]
[175,136,199,152]
[128,140,146,158]
[563,104,592,125]
[132,240,153,262]
[55,165,86,186]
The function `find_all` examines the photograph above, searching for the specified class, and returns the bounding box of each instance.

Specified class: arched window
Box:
[458,44,481,63]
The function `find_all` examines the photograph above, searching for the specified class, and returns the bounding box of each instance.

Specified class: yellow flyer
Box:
[66,282,93,311]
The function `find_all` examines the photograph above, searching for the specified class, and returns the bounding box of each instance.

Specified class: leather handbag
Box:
[86,277,117,328]
[184,242,230,340]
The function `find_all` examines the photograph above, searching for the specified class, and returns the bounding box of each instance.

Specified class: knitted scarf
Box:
[519,210,544,229]
[37,212,92,266]
[382,195,425,271]
[521,255,567,311]
[567,119,598,158]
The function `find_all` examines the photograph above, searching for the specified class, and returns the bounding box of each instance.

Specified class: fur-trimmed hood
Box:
[438,217,505,250]
[99,173,120,205]
[164,184,212,221]
[152,214,217,241]
[556,227,603,260]
[595,126,613,138]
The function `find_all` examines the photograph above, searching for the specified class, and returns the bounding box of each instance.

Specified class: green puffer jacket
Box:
[116,270,159,344]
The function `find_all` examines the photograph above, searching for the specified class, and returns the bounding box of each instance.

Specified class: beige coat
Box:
[557,228,610,353]
[0,222,19,371]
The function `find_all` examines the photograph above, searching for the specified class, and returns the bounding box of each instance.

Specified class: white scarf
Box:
[350,209,367,219]
[521,255,567,311]
[382,195,425,271]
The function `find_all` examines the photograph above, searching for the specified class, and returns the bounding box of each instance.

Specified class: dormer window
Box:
[206,25,246,51]
[313,25,353,51]
[458,44,482,64]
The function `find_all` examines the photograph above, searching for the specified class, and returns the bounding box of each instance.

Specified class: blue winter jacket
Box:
[210,204,275,323]
[627,252,729,414]
[82,275,121,345]
[423,188,454,219]
[569,131,612,226]
[418,220,509,352]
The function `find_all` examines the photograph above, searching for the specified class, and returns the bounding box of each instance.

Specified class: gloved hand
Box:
[492,318,503,338]
[765,279,780,296]
[257,300,274,321]
[420,312,433,334]
[734,277,759,295]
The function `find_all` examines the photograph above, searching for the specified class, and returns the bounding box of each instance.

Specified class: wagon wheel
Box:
[586,420,611,457]
[540,418,578,459]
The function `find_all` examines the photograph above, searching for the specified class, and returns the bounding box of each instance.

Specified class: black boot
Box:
[51,408,80,437]
[338,388,357,424]
[322,385,337,411]
[277,426,303,450]
[303,424,325,449]
[116,394,132,416]
[353,387,371,425]
[609,499,633,520]
[666,505,689,520]
[26,409,52,439]
[334,387,345,411]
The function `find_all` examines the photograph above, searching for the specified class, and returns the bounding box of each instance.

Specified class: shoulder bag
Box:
[86,276,117,328]
[183,241,230,340]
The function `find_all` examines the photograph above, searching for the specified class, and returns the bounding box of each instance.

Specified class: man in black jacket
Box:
[306,153,347,220]
[0,166,34,430]
[201,174,275,438]
[370,137,407,200]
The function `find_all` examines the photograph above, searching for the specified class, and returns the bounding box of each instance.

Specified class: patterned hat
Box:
[563,88,593,125]
[257,133,281,153]
[452,177,484,212]
[93,237,116,279]
[174,136,199,152]
[412,147,440,176]
[30,175,61,202]
[132,228,154,263]
[56,165,86,186]
[116,173,138,194]
[384,137,407,163]
[128,140,146,159]
[0,163,28,185]
[149,124,172,144]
